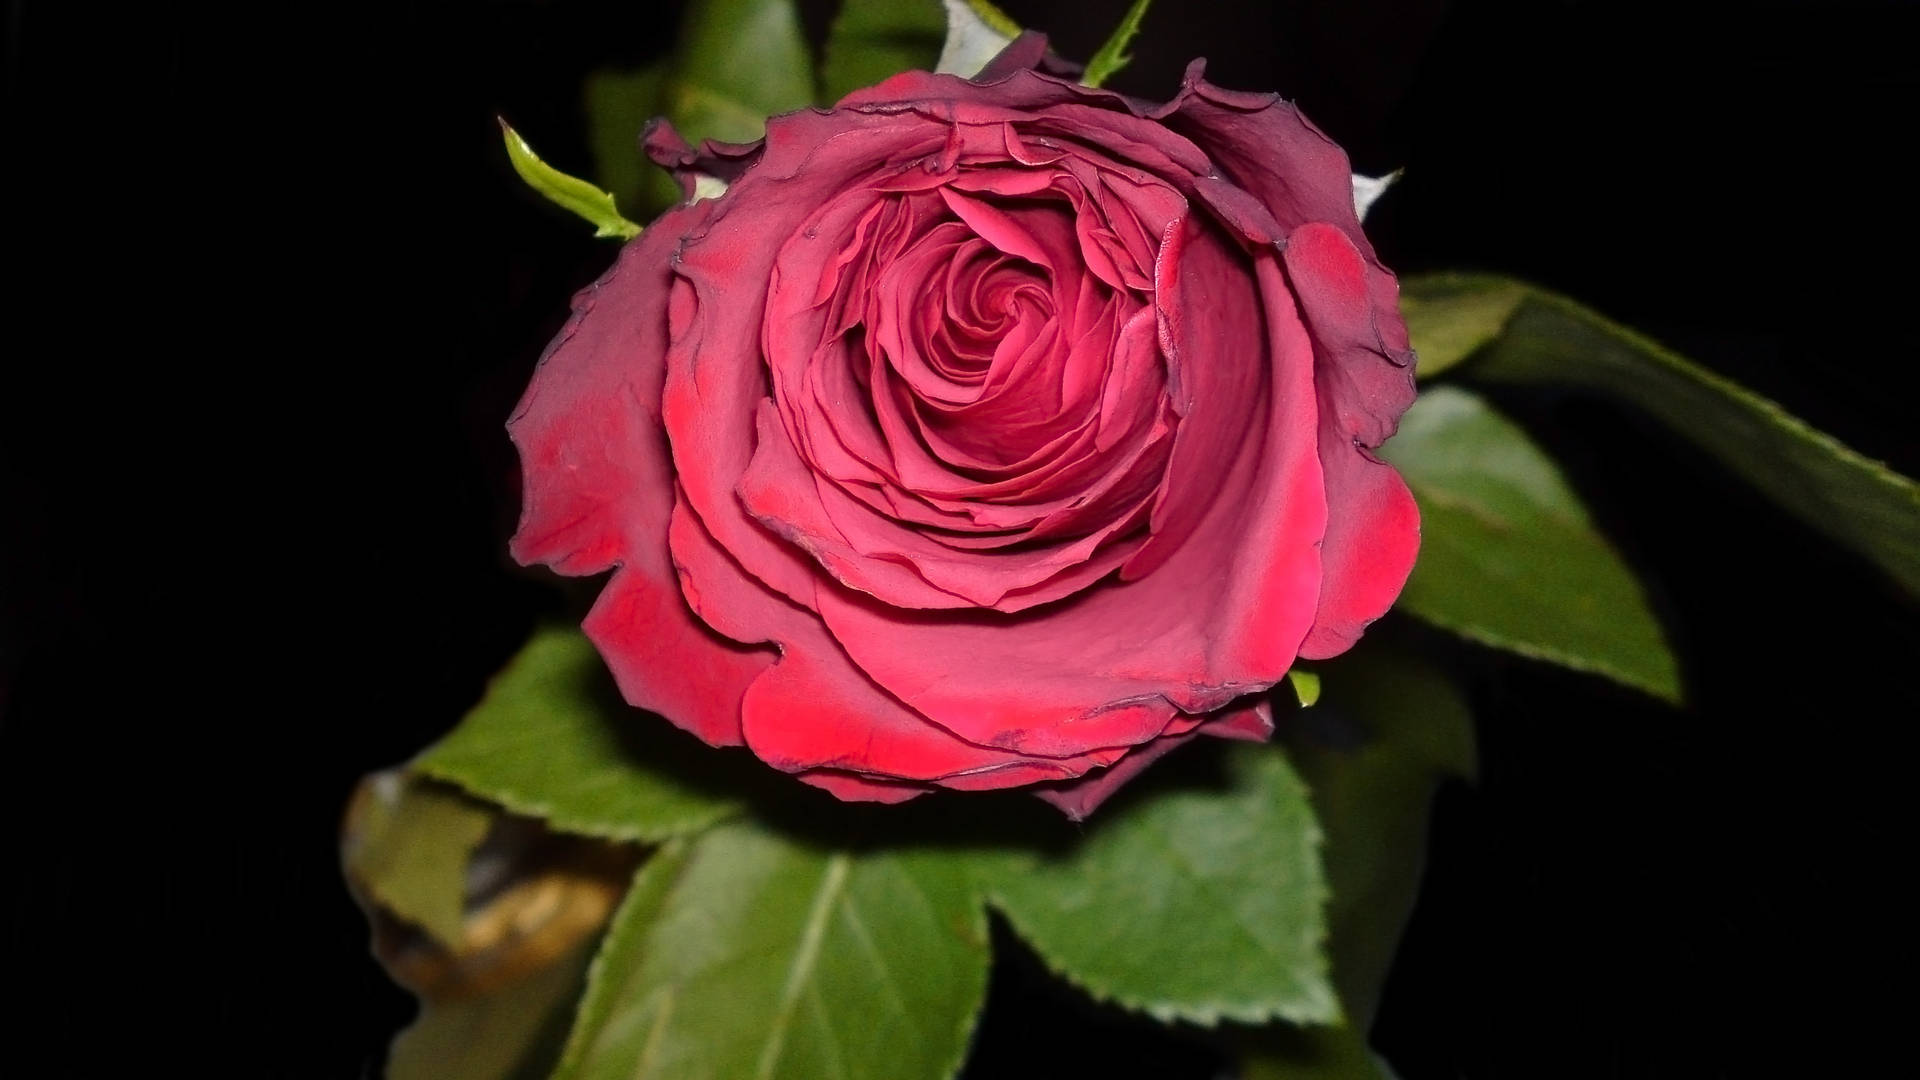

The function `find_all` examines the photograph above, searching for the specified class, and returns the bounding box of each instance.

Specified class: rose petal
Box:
[836,69,1214,181]
[1032,698,1273,820]
[1031,734,1193,820]
[1282,222,1417,446]
[642,118,765,202]
[1281,223,1420,658]
[797,770,927,804]
[1157,61,1364,243]
[507,202,776,746]
[581,563,773,747]
[739,401,980,608]
[661,109,956,611]
[667,496,1128,785]
[814,237,1325,757]
[1296,436,1420,660]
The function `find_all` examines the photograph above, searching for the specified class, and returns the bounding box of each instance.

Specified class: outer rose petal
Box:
[1155,60,1369,246]
[1283,223,1421,658]
[1034,699,1275,821]
[968,31,1083,84]
[797,771,927,804]
[642,119,763,200]
[1297,436,1420,659]
[507,201,776,745]
[1283,223,1418,445]
[667,495,1132,788]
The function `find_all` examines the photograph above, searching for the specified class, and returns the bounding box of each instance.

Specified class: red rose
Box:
[508,36,1419,817]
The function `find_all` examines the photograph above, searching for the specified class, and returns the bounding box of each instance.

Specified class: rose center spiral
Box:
[752,157,1185,611]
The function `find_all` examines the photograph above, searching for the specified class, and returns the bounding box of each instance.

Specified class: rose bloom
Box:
[508,36,1419,817]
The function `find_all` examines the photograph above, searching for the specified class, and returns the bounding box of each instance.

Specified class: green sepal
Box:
[1288,669,1323,708]
[1081,0,1153,89]
[499,120,641,240]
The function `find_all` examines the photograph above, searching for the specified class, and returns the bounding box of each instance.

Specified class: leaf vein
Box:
[754,853,852,1080]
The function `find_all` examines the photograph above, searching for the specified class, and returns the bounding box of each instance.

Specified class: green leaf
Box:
[552,826,990,1080]
[340,774,493,948]
[667,0,813,141]
[936,0,1019,77]
[387,931,599,1080]
[984,743,1339,1026]
[499,120,642,240]
[1239,645,1474,1079]
[1407,273,1920,595]
[584,65,668,220]
[1384,385,1681,700]
[1080,0,1152,89]
[415,626,740,843]
[821,0,946,102]
[1401,274,1527,379]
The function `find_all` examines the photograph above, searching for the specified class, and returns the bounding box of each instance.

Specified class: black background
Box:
[5,1,1916,1075]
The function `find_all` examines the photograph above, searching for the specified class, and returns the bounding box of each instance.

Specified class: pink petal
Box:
[1156,61,1365,244]
[1297,438,1420,659]
[1282,223,1417,446]
[506,202,775,746]
[797,771,927,804]
[813,232,1325,757]
[1282,224,1420,657]
[1032,698,1274,820]
[667,495,1128,787]
[642,119,764,202]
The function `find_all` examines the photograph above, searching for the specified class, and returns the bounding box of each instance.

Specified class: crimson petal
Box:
[507,203,776,746]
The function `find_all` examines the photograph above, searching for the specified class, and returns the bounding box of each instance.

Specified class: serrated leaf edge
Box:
[978,752,1342,1029]
[982,877,1341,1028]
[411,757,739,845]
[1400,606,1681,704]
[1522,284,1920,505]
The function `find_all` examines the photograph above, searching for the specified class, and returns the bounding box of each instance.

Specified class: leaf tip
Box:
[1287,669,1323,708]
